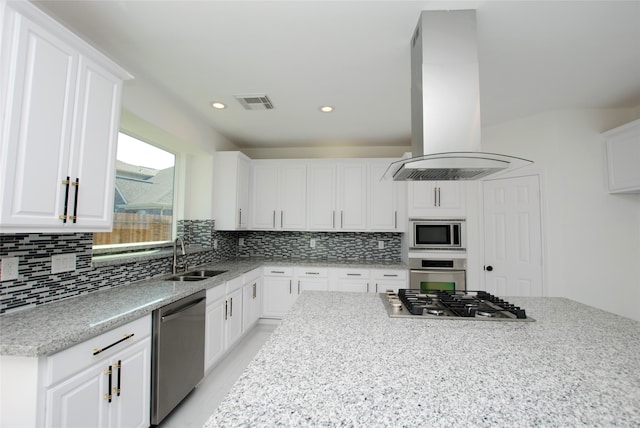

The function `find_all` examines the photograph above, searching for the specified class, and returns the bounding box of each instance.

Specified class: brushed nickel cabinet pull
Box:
[273,210,276,228]
[347,273,361,276]
[253,283,257,299]
[230,297,233,317]
[271,270,285,274]
[224,300,228,320]
[297,280,300,294]
[280,210,283,227]
[238,208,242,228]
[394,211,397,229]
[289,280,292,294]
[383,274,398,277]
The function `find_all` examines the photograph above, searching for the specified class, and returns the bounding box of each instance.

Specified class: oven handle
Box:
[410,269,466,273]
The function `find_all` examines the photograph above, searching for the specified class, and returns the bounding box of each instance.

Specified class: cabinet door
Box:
[337,163,367,230]
[242,278,261,331]
[279,165,307,230]
[237,155,251,228]
[46,361,108,428]
[212,152,251,230]
[262,276,294,318]
[111,339,151,428]
[1,11,77,228]
[604,119,640,193]
[225,288,243,349]
[337,280,369,293]
[297,278,329,294]
[69,56,121,230]
[251,164,279,229]
[205,299,225,371]
[368,161,398,231]
[408,181,465,217]
[307,163,337,230]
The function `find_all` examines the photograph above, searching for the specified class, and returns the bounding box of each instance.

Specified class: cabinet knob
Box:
[484,265,494,272]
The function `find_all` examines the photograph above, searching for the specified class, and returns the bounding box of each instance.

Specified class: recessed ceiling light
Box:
[320,106,334,113]
[211,101,226,109]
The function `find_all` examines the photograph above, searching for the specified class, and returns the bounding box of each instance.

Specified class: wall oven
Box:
[409,258,466,292]
[409,218,465,250]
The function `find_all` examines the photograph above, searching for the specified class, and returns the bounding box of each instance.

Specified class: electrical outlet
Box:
[1,257,19,281]
[310,239,316,248]
[378,241,385,249]
[238,238,244,246]
[51,254,76,274]
[213,239,218,250]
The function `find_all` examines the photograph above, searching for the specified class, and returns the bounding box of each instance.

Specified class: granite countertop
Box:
[204,292,640,427]
[0,258,406,357]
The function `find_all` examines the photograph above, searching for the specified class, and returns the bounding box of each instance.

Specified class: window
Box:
[93,133,176,247]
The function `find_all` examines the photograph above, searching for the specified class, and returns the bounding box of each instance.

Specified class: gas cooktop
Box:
[382,289,535,322]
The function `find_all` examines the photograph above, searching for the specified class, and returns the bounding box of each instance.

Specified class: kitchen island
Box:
[204,292,640,427]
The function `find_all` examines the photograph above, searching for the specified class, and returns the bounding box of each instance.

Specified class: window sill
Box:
[92,244,212,268]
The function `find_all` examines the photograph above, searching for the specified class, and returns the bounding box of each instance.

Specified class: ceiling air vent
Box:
[234,94,274,110]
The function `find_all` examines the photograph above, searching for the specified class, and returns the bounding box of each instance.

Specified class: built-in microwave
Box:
[409,219,466,250]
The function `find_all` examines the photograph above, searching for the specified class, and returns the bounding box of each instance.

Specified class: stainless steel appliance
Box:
[409,218,465,251]
[381,289,534,322]
[409,257,466,292]
[151,290,206,425]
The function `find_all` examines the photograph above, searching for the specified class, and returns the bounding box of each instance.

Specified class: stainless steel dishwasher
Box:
[151,290,206,426]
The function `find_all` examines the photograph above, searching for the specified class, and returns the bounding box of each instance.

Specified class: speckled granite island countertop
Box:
[204,292,640,427]
[0,259,406,357]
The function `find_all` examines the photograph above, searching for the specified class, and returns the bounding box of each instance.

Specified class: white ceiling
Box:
[34,0,640,150]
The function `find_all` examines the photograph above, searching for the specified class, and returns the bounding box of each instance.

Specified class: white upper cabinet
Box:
[307,161,368,231]
[0,1,132,232]
[368,160,402,231]
[407,181,466,217]
[337,162,368,230]
[213,151,251,230]
[603,119,640,193]
[251,160,306,230]
[307,161,337,230]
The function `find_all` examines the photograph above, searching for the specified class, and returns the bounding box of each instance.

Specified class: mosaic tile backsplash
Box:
[0,221,402,314]
[237,231,402,260]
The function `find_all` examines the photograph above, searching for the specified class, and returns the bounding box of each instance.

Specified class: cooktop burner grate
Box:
[386,289,534,321]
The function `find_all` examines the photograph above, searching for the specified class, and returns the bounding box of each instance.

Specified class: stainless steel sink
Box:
[164,270,227,282]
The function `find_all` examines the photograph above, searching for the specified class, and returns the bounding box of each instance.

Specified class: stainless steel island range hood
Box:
[389,10,532,181]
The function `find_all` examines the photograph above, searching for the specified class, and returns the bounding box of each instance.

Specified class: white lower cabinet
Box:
[370,269,408,293]
[262,267,296,318]
[242,268,262,333]
[295,267,329,294]
[205,278,244,372]
[332,268,371,293]
[44,315,151,428]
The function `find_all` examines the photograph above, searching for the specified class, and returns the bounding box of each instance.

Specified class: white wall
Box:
[482,108,640,321]
[119,76,240,220]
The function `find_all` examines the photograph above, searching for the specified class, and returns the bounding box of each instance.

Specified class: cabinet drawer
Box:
[371,269,407,280]
[334,268,370,279]
[207,283,226,303]
[46,315,151,386]
[263,266,294,277]
[295,267,328,278]
[226,276,243,294]
[243,267,261,283]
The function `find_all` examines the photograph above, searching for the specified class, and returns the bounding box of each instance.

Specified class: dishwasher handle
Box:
[161,297,206,323]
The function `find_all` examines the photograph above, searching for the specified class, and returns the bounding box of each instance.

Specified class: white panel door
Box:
[337,163,367,230]
[1,12,78,227]
[368,161,398,231]
[483,175,543,296]
[307,163,337,230]
[279,165,307,230]
[70,56,122,229]
[251,164,279,229]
